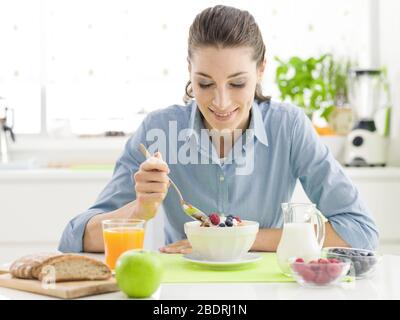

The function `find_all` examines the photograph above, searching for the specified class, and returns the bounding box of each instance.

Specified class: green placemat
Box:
[160,253,294,283]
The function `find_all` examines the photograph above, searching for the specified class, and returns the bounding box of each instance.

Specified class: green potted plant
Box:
[274,54,352,127]
[275,54,354,161]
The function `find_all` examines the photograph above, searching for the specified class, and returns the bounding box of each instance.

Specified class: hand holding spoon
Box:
[138,144,210,225]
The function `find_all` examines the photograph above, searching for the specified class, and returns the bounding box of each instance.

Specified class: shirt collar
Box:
[250,100,269,147]
[185,100,269,147]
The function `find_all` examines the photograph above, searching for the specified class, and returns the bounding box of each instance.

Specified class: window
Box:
[0,0,41,134]
[0,0,371,135]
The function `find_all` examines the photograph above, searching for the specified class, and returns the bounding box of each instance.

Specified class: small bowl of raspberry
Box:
[289,257,352,288]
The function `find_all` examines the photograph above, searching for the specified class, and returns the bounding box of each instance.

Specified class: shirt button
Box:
[219,175,225,182]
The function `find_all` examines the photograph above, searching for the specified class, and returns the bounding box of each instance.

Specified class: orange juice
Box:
[103,227,145,270]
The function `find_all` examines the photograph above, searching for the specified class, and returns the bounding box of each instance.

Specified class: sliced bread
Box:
[33,254,111,282]
[10,253,111,282]
[10,252,61,279]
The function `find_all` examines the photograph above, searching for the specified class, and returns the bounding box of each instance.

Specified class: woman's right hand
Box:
[133,151,170,221]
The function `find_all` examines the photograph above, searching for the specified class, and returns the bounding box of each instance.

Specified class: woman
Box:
[59,5,378,253]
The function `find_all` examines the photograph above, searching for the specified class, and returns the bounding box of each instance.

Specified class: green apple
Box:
[115,249,163,298]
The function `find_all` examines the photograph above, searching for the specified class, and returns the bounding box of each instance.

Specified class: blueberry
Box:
[369,257,377,266]
[227,214,234,219]
[225,219,233,227]
[362,260,370,270]
[219,223,226,227]
[354,261,362,274]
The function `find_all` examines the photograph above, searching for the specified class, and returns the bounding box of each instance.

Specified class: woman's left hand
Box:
[159,239,192,254]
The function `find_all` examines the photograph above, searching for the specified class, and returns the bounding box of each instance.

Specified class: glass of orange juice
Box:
[102,219,145,270]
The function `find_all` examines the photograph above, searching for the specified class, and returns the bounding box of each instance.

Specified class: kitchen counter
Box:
[0,245,399,300]
[1,166,400,181]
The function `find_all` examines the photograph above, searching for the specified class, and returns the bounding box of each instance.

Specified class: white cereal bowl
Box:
[184,220,259,261]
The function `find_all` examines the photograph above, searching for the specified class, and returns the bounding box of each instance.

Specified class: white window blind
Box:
[0,0,371,134]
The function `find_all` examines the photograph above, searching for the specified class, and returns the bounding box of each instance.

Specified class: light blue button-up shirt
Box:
[59,99,379,252]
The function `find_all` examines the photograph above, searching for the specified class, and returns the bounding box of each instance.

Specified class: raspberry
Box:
[328,258,340,264]
[309,260,320,272]
[326,263,342,279]
[314,272,331,285]
[292,259,306,274]
[318,258,330,264]
[209,213,220,225]
[234,216,242,223]
[317,258,330,272]
[300,268,316,283]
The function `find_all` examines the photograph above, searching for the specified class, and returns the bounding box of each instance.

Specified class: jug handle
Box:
[315,209,326,249]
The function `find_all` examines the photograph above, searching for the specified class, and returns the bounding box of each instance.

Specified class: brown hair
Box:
[184,5,270,104]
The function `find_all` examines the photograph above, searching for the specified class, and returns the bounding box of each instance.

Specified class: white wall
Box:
[379,0,400,165]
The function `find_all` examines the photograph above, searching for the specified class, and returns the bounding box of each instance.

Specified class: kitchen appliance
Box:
[0,98,16,163]
[345,69,389,167]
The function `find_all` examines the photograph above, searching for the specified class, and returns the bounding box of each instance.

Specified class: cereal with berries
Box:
[200,213,244,227]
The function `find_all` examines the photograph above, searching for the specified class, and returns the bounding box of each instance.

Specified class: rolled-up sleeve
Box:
[289,109,379,250]
[58,118,148,253]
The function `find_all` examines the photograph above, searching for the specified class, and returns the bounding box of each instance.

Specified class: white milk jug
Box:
[276,203,326,276]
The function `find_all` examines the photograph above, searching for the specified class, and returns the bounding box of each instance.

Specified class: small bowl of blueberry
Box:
[322,247,382,279]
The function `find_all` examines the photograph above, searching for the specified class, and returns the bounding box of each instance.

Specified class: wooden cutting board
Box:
[0,263,10,275]
[0,273,119,299]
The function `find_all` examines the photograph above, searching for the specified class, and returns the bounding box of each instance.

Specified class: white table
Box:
[1,245,399,300]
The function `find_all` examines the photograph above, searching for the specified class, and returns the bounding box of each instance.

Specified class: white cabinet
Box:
[0,169,165,251]
[0,170,112,244]
[0,168,399,249]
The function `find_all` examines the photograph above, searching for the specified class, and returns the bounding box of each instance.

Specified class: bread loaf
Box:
[10,253,111,282]
[9,252,61,279]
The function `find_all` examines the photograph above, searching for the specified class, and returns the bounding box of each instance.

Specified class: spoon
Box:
[138,144,210,225]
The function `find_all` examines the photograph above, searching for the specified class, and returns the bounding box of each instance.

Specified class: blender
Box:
[344,69,389,167]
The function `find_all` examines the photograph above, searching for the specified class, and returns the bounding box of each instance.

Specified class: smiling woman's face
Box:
[189,46,265,132]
